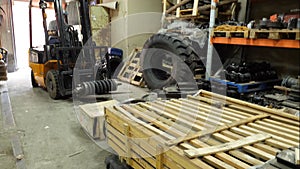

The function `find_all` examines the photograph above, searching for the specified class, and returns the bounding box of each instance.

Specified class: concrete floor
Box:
[0,68,119,169]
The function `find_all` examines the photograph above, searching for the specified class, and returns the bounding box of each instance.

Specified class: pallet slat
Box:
[185,133,271,158]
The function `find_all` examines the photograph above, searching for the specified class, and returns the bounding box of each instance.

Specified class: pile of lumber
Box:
[105,90,299,169]
[164,0,237,21]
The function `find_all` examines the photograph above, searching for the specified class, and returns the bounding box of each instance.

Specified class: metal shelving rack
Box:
[206,0,300,79]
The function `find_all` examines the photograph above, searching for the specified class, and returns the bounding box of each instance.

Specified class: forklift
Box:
[29,0,122,99]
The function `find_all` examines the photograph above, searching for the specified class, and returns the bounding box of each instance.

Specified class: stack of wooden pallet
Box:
[212,25,249,38]
[163,0,237,21]
[105,90,299,169]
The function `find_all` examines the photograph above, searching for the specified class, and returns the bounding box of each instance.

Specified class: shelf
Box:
[211,37,300,49]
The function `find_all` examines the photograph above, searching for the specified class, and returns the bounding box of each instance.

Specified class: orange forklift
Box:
[29,0,122,99]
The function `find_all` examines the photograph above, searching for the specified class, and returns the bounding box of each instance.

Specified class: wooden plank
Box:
[185,138,234,169]
[166,114,269,146]
[142,102,214,130]
[114,106,175,140]
[176,0,181,18]
[165,147,213,169]
[173,99,241,122]
[156,100,226,125]
[156,146,163,169]
[122,105,186,137]
[296,148,300,165]
[202,156,236,169]
[270,115,300,127]
[220,130,243,139]
[217,131,279,156]
[184,133,271,158]
[253,143,279,156]
[166,0,191,14]
[237,125,298,147]
[166,100,232,124]
[255,120,299,136]
[187,95,225,107]
[181,98,249,120]
[211,132,274,161]
[227,104,263,116]
[139,102,208,131]
[210,132,265,166]
[198,134,251,169]
[192,0,199,16]
[163,0,167,14]
[215,153,250,169]
[124,123,132,165]
[199,90,300,121]
[133,105,194,134]
[265,139,293,150]
[242,146,274,161]
[106,107,169,144]
[247,122,299,142]
[262,118,299,131]
[228,150,264,166]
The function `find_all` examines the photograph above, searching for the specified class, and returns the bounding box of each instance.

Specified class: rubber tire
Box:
[46,70,61,99]
[31,70,38,88]
[140,33,201,90]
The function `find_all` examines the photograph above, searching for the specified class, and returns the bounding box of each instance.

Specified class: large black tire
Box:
[31,70,38,88]
[46,70,61,99]
[140,33,203,89]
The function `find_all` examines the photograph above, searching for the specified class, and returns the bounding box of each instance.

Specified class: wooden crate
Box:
[250,29,300,40]
[105,90,300,169]
[78,100,119,139]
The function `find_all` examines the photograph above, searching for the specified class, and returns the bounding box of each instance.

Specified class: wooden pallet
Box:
[105,90,300,169]
[212,30,249,38]
[117,48,145,87]
[250,29,300,40]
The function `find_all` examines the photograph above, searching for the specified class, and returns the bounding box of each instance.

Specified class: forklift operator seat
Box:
[48,20,60,45]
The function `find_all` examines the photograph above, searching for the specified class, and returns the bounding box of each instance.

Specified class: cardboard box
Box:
[78,100,119,140]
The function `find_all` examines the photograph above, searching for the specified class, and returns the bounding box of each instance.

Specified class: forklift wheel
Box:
[31,70,38,88]
[46,70,61,99]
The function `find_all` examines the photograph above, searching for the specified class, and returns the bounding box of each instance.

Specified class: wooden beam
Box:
[184,133,271,158]
[166,0,191,14]
[166,114,269,146]
[296,148,300,165]
[192,0,199,16]
[197,0,238,12]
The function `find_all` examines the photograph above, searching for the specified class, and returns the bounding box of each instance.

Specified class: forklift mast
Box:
[35,0,92,47]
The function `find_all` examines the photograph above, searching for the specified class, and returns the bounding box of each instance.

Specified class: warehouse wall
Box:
[104,0,162,57]
[0,0,17,72]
